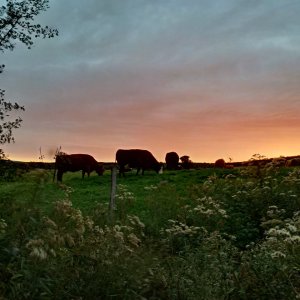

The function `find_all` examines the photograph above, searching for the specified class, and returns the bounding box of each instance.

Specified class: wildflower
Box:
[65,234,75,247]
[43,217,57,228]
[287,224,297,233]
[262,186,271,192]
[26,239,48,260]
[284,236,300,244]
[225,174,236,179]
[0,219,7,234]
[114,225,121,231]
[127,233,141,247]
[128,215,145,229]
[267,228,291,238]
[85,216,94,230]
[271,251,286,259]
[114,231,124,242]
[218,209,228,218]
[144,185,158,191]
[30,247,48,260]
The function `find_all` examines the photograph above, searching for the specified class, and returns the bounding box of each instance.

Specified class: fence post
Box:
[109,164,117,212]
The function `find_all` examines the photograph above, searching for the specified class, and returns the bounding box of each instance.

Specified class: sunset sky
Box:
[1,0,300,163]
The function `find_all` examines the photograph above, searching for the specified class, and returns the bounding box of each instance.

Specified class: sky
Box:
[1,0,300,163]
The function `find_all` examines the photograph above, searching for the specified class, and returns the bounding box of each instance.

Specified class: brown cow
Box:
[285,158,300,167]
[165,151,180,170]
[214,158,226,168]
[53,154,104,182]
[180,155,192,169]
[116,149,162,176]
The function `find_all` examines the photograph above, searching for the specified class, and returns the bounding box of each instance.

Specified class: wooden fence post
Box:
[109,165,117,212]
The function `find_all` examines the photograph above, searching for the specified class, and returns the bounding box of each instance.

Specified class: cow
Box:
[116,149,162,176]
[214,158,226,168]
[165,151,180,170]
[53,154,105,182]
[180,155,193,169]
[285,158,300,167]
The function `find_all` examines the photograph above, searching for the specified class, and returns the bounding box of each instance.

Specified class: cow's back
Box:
[69,154,97,169]
[116,149,161,174]
[57,154,96,170]
[116,149,152,165]
[54,154,101,182]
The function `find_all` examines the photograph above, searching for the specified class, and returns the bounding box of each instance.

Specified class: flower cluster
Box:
[266,211,300,246]
[144,185,158,191]
[190,196,228,219]
[26,238,56,260]
[0,218,7,235]
[116,184,135,202]
[163,219,204,237]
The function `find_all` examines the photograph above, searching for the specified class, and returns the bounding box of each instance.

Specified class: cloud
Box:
[1,0,300,162]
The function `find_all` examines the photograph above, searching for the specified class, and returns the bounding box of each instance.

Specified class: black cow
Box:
[116,149,162,176]
[165,151,180,170]
[180,155,193,169]
[53,154,104,182]
[214,158,226,168]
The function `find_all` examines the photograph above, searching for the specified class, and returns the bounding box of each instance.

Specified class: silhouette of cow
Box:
[53,154,104,182]
[165,151,180,170]
[285,158,300,167]
[116,149,162,176]
[180,155,193,169]
[214,158,226,168]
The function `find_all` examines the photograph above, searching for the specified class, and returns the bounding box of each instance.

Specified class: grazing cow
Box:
[180,155,193,169]
[116,149,162,176]
[53,154,104,182]
[285,158,300,167]
[165,151,180,170]
[272,158,286,167]
[214,158,226,168]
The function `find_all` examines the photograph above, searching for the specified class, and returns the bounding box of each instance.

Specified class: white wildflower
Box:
[128,215,145,229]
[127,233,141,247]
[0,219,7,234]
[284,236,300,244]
[114,231,124,242]
[287,224,297,233]
[271,251,286,259]
[43,217,57,228]
[144,185,158,191]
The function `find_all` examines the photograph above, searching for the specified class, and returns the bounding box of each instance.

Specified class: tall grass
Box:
[0,164,299,299]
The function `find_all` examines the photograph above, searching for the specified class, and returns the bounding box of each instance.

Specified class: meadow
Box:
[0,162,299,299]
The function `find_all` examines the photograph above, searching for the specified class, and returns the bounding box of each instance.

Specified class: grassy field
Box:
[0,164,299,299]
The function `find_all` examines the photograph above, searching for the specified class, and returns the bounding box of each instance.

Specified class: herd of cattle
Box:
[52,149,300,182]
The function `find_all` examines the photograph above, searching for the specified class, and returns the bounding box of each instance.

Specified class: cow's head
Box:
[96,163,105,175]
[155,162,164,174]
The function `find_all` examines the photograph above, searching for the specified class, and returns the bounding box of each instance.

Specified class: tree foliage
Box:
[0,0,58,52]
[0,0,58,159]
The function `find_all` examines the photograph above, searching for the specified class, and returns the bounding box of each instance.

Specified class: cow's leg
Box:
[119,165,125,177]
[136,168,141,175]
[57,170,63,182]
[82,170,85,179]
[53,168,56,182]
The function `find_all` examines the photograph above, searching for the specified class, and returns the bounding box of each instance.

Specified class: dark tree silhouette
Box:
[0,0,58,159]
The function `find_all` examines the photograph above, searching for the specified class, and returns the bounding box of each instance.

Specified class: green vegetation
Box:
[0,164,299,299]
